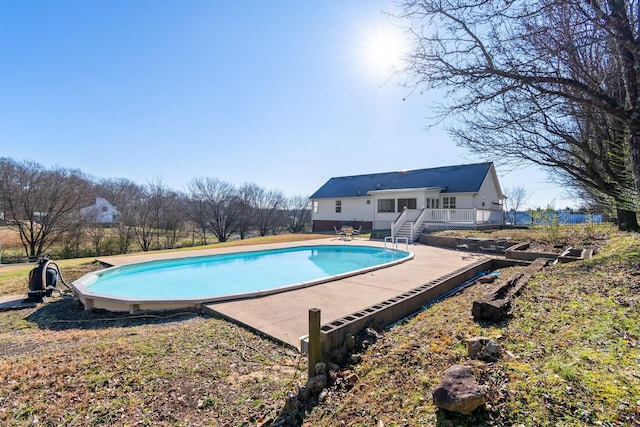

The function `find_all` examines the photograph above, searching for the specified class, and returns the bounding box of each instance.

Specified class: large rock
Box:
[306,374,327,395]
[467,337,501,362]
[432,365,486,415]
[297,374,327,402]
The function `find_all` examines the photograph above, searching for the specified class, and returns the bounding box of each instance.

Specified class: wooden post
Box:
[308,308,321,380]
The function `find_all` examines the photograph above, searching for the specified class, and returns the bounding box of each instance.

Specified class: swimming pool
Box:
[72,244,413,312]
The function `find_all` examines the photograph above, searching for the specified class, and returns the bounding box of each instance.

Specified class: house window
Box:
[443,196,456,209]
[313,201,318,213]
[377,199,395,213]
[335,200,342,213]
[397,198,417,212]
[427,198,439,209]
[102,206,108,212]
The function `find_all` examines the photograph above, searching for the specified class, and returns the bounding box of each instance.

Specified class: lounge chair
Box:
[334,226,346,238]
[351,225,363,238]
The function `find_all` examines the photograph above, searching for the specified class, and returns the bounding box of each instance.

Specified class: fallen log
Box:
[472,258,549,322]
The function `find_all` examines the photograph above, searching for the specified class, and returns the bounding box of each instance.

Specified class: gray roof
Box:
[310,162,494,199]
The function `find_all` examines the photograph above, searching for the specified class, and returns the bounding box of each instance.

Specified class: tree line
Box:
[0,157,311,259]
[398,0,640,230]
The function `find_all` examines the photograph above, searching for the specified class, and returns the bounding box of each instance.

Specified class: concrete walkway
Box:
[96,238,487,350]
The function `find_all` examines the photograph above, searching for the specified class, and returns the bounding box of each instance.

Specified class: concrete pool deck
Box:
[96,238,488,350]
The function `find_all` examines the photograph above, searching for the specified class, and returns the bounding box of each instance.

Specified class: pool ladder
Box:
[384,236,409,252]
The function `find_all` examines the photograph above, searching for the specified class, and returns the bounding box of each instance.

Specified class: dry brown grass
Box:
[0,227,22,248]
[2,228,638,426]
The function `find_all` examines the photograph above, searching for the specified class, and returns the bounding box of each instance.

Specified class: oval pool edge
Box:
[72,244,414,313]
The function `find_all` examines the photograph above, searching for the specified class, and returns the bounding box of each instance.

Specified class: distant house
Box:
[81,197,119,223]
[309,162,505,240]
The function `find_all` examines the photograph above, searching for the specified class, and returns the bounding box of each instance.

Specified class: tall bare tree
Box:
[399,0,640,229]
[130,186,156,252]
[236,183,259,240]
[188,178,242,243]
[255,188,285,236]
[0,158,91,258]
[159,190,187,248]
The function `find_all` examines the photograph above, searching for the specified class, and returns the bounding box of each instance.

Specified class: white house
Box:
[80,197,119,223]
[309,162,505,240]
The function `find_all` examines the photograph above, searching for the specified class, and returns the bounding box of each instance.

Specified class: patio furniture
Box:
[342,226,354,240]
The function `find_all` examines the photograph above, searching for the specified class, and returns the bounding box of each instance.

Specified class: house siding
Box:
[313,197,372,222]
[477,170,504,210]
[310,162,505,231]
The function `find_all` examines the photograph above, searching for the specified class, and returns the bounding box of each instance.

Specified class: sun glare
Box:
[356,23,408,82]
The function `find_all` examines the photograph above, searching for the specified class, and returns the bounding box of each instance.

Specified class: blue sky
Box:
[0,0,574,209]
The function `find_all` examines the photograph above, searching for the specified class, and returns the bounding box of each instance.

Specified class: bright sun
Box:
[356,23,408,81]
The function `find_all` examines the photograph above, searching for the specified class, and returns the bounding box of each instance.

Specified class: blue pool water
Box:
[82,245,411,300]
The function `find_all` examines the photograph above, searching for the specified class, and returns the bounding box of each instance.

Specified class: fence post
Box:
[308,308,321,380]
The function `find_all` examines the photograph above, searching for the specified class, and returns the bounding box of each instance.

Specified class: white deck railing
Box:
[424,208,502,223]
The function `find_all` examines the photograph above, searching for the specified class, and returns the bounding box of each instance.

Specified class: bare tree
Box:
[130,186,156,252]
[82,206,108,255]
[285,195,311,233]
[147,177,171,249]
[60,220,85,258]
[504,186,529,225]
[0,158,92,258]
[187,198,209,245]
[255,188,285,236]
[159,190,187,248]
[188,178,242,243]
[236,183,259,239]
[96,178,141,254]
[399,0,640,229]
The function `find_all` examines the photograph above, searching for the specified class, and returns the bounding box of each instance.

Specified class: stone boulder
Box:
[297,373,327,402]
[432,365,486,415]
[467,337,500,362]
